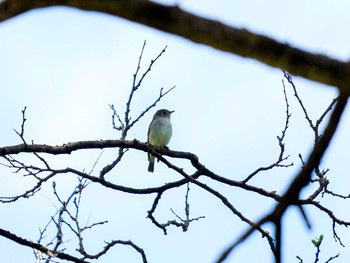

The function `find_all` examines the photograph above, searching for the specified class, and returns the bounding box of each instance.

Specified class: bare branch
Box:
[109,104,124,131]
[242,78,293,183]
[99,148,128,179]
[283,71,343,204]
[316,97,339,128]
[13,106,27,140]
[322,186,350,199]
[1,0,350,92]
[0,156,56,203]
[0,227,89,263]
[83,240,148,263]
[162,163,276,254]
[325,254,340,263]
[36,177,139,262]
[128,86,175,129]
[0,33,347,262]
[147,183,205,234]
[105,42,173,177]
[217,91,348,263]
[121,41,169,138]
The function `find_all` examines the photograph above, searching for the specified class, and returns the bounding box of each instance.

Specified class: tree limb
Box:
[1,0,350,93]
[0,227,88,263]
[216,91,349,263]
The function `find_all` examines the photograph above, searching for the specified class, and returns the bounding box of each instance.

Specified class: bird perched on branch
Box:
[147,109,174,172]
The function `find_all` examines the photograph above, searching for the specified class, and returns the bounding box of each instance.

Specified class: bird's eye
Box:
[162,111,166,115]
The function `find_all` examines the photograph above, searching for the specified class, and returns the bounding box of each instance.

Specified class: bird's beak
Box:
[170,110,175,114]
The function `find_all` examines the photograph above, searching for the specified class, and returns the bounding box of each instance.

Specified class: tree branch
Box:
[1,0,350,93]
[216,91,348,263]
[0,227,89,263]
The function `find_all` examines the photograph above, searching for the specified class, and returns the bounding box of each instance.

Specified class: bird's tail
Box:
[148,154,155,173]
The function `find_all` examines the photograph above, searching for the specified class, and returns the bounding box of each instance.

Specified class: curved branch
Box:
[1,0,350,93]
[85,240,148,262]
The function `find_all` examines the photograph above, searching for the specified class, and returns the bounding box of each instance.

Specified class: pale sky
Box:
[0,1,350,262]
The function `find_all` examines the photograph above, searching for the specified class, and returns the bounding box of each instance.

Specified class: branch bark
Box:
[1,0,350,93]
[0,139,198,160]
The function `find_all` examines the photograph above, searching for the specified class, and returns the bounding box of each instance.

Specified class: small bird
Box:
[147,109,174,172]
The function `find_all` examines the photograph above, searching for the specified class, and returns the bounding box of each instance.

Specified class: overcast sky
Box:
[0,1,350,262]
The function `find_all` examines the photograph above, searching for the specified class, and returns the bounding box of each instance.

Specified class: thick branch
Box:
[1,0,350,93]
[0,139,194,159]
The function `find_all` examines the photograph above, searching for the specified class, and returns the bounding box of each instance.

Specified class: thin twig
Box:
[216,91,348,263]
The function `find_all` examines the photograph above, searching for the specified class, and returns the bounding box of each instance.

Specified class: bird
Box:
[147,109,174,172]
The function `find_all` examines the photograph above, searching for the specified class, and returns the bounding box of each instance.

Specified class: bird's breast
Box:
[148,118,172,146]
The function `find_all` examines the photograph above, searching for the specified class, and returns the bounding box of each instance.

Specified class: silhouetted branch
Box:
[130,85,175,129]
[86,240,148,263]
[103,42,174,178]
[1,0,350,93]
[0,227,89,263]
[242,78,293,183]
[283,71,344,202]
[296,235,340,263]
[13,106,27,139]
[147,183,205,234]
[322,187,350,199]
[0,20,347,260]
[283,70,339,143]
[0,155,56,203]
[270,92,348,262]
[34,176,147,262]
[124,41,168,136]
[216,91,348,263]
[2,86,348,262]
